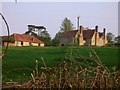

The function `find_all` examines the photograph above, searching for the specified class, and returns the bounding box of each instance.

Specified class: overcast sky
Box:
[1,1,118,38]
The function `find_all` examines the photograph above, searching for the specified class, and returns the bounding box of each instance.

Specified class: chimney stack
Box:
[80,26,82,33]
[103,28,106,46]
[80,26,84,33]
[95,25,98,32]
[95,25,98,46]
[103,28,106,34]
[77,16,80,30]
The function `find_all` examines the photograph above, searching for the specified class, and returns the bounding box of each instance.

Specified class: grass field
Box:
[2,46,119,83]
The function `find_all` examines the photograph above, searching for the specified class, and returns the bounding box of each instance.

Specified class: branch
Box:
[0,13,10,59]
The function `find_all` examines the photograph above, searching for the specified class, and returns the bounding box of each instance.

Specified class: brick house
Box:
[60,26,107,46]
[1,33,44,46]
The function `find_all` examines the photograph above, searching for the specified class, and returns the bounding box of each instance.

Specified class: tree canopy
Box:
[107,32,114,44]
[25,25,46,35]
[52,32,62,46]
[25,25,51,46]
[114,35,120,45]
[60,17,74,32]
[52,17,74,46]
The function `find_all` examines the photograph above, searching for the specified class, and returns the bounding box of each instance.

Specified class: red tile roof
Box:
[11,33,44,44]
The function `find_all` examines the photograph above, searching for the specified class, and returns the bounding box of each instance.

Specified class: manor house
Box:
[60,26,107,46]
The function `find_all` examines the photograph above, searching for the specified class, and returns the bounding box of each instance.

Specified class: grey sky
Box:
[2,2,118,38]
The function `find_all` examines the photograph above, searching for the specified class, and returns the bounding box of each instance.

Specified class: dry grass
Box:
[2,46,120,89]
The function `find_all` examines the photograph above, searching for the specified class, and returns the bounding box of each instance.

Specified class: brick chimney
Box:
[103,28,106,46]
[95,25,98,32]
[80,26,84,33]
[103,28,106,34]
[95,25,98,46]
[77,16,80,30]
[79,26,84,45]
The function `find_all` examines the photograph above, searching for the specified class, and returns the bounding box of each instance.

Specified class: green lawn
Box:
[2,46,119,83]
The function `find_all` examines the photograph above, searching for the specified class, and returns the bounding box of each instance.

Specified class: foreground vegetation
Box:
[2,46,119,88]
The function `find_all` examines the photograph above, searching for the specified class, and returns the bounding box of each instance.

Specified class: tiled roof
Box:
[83,30,95,39]
[13,33,44,44]
[62,30,78,37]
[61,29,96,39]
[3,33,44,44]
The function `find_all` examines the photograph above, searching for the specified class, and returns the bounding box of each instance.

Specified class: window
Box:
[21,42,23,45]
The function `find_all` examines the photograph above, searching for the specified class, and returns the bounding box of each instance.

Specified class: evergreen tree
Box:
[60,17,73,32]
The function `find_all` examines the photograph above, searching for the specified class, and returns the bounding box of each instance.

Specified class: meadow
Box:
[2,46,119,83]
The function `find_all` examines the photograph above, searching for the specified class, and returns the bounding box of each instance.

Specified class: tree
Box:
[36,30,51,46]
[114,35,120,44]
[52,17,74,46]
[35,26,46,36]
[52,32,62,46]
[41,30,50,38]
[25,25,52,46]
[25,25,36,35]
[107,32,114,44]
[25,25,46,36]
[60,17,73,32]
